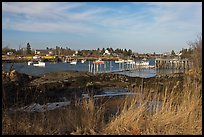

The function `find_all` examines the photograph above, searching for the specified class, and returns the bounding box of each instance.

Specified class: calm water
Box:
[2,59,184,78]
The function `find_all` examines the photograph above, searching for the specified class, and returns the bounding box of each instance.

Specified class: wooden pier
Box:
[155,57,191,69]
[88,61,154,74]
[88,57,192,75]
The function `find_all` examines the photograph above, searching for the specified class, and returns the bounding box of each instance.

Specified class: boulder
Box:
[9,70,18,81]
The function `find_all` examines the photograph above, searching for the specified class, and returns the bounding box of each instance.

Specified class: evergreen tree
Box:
[171,50,176,56]
[101,48,105,54]
[127,49,132,56]
[26,43,31,55]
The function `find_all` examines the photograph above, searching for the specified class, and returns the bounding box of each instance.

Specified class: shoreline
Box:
[2,69,185,109]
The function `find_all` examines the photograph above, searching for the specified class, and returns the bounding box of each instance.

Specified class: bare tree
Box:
[189,34,202,75]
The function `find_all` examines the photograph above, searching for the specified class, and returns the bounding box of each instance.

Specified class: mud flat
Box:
[2,69,185,108]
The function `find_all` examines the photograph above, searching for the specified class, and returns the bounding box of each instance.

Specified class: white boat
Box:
[81,59,86,63]
[27,61,33,66]
[70,60,77,65]
[115,59,125,63]
[33,61,46,67]
[136,59,149,66]
[126,60,136,65]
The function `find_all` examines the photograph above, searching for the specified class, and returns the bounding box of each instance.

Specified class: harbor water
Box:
[2,59,185,78]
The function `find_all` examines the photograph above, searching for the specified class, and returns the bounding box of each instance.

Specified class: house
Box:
[33,55,39,59]
[48,51,53,55]
[103,50,110,55]
[72,50,78,57]
[176,52,182,56]
[35,50,53,56]
[7,52,13,55]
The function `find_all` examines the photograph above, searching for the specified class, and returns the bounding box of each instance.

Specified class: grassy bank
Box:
[103,75,202,135]
[2,72,202,135]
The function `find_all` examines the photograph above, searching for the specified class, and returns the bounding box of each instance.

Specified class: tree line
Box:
[2,41,201,60]
[2,43,133,57]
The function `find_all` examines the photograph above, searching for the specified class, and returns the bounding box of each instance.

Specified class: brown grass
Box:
[2,74,202,135]
[102,75,202,135]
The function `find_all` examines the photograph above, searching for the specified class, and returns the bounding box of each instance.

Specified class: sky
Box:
[2,2,202,53]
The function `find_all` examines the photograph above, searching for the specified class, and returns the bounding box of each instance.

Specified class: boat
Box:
[27,61,33,66]
[126,60,136,65]
[33,61,46,67]
[93,59,104,65]
[115,59,125,63]
[81,59,86,63]
[70,60,77,65]
[136,58,149,66]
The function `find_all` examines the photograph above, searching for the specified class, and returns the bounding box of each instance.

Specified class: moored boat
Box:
[136,58,150,66]
[70,60,77,65]
[33,61,46,67]
[93,59,104,65]
[115,59,125,63]
[27,61,33,66]
[126,60,135,65]
[81,59,86,63]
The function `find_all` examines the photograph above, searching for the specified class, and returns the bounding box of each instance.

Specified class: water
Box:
[2,59,184,78]
[2,62,90,76]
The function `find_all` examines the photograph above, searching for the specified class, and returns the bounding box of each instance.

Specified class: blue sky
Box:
[2,2,202,53]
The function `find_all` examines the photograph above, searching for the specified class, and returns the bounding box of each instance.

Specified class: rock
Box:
[28,75,33,79]
[9,70,17,80]
[2,71,7,78]
[86,82,93,87]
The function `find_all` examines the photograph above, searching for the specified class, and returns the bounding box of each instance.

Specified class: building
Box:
[35,50,53,56]
[103,50,110,55]
[7,52,13,55]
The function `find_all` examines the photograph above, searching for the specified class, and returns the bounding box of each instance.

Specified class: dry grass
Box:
[2,98,106,135]
[102,74,202,135]
[2,74,202,135]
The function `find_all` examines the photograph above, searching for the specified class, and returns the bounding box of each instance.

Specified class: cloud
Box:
[2,2,202,53]
[3,2,201,34]
[2,2,106,34]
[2,2,84,16]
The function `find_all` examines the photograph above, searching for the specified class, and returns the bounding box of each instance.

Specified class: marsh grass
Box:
[102,75,202,135]
[2,73,202,135]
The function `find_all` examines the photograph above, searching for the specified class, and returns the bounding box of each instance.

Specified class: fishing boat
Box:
[33,61,46,67]
[126,60,136,65]
[81,59,86,63]
[27,61,33,66]
[115,59,125,63]
[93,59,104,65]
[70,60,77,65]
[136,58,149,66]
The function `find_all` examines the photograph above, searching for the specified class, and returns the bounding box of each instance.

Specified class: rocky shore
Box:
[2,69,185,108]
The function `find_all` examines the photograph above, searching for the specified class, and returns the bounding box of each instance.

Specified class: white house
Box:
[103,50,110,55]
[33,55,38,59]
[7,52,13,55]
[176,52,182,56]
[72,50,78,57]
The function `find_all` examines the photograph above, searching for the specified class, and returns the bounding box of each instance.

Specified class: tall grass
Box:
[102,75,202,135]
[2,73,202,135]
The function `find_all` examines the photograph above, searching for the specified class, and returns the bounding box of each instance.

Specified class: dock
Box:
[155,57,191,69]
[88,60,154,74]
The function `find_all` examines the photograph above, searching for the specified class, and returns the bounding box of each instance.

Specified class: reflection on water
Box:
[113,68,185,78]
[112,69,156,78]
